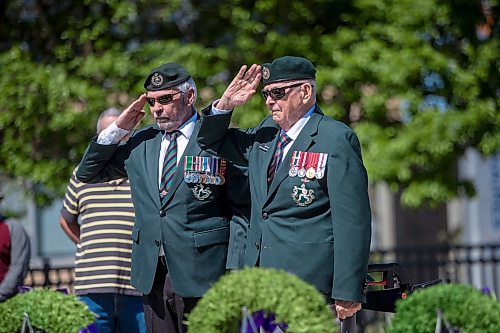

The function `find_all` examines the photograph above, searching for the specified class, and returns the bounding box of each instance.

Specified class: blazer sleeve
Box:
[197,105,255,167]
[328,129,372,303]
[76,137,129,183]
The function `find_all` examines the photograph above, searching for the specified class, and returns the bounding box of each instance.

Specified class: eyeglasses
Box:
[261,83,305,100]
[146,91,182,106]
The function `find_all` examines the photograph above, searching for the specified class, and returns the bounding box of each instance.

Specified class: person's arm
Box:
[0,221,30,302]
[214,64,262,111]
[60,170,82,245]
[59,216,80,244]
[197,64,262,165]
[328,128,372,316]
[76,95,147,183]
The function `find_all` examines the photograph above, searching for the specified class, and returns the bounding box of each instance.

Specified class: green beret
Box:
[144,62,191,91]
[261,56,316,85]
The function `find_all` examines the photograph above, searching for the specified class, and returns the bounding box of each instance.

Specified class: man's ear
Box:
[186,88,196,106]
[301,83,313,104]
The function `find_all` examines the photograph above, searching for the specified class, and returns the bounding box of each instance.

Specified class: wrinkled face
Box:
[261,80,312,131]
[146,88,195,132]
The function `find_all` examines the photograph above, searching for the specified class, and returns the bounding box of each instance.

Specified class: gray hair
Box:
[176,78,198,102]
[96,107,122,134]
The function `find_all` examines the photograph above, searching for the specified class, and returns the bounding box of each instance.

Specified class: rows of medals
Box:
[289,151,327,179]
[184,156,226,185]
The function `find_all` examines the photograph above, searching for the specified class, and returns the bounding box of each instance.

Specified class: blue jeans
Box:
[80,294,146,333]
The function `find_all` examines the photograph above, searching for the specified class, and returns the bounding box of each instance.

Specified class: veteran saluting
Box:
[197,56,372,320]
[76,62,250,333]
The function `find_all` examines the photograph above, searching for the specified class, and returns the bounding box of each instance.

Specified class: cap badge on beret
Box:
[261,56,316,85]
[262,66,270,80]
[151,73,164,87]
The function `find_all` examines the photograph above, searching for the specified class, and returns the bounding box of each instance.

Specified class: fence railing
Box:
[25,243,500,296]
[370,243,500,296]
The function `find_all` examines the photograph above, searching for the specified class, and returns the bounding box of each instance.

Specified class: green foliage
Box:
[389,283,500,333]
[0,289,95,333]
[186,267,334,333]
[0,0,498,207]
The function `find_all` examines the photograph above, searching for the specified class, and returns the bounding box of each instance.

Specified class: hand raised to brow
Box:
[216,64,262,111]
[115,94,147,130]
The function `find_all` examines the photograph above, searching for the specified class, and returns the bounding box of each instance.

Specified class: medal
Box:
[184,156,194,183]
[306,167,316,179]
[191,173,199,183]
[298,168,306,178]
[305,152,318,179]
[315,153,327,179]
[290,151,301,177]
[199,174,206,184]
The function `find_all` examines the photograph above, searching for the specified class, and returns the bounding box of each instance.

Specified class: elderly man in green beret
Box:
[76,62,250,333]
[197,56,372,321]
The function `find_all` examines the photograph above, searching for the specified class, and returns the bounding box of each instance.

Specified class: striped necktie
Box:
[159,131,180,197]
[267,132,292,184]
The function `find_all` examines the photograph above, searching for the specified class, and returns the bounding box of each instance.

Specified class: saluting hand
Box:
[115,94,147,130]
[216,64,262,110]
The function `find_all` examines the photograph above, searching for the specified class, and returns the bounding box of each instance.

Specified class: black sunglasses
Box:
[261,82,305,100]
[146,91,182,106]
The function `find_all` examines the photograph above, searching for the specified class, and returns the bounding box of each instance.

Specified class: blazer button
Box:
[154,240,160,247]
[159,209,166,217]
[262,212,268,220]
[255,242,260,250]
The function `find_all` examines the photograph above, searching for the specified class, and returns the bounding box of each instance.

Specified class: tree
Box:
[0,0,498,207]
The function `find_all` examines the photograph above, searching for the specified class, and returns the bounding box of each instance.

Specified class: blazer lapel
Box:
[257,122,280,198]
[161,118,202,208]
[266,110,322,201]
[145,126,163,209]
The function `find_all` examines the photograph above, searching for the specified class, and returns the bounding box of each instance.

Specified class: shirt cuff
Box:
[211,99,233,115]
[97,121,130,145]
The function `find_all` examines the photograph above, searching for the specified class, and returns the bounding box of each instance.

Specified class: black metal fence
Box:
[370,243,500,296]
[25,243,500,296]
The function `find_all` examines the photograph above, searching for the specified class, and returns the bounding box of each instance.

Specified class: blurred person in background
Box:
[0,191,31,302]
[59,107,146,333]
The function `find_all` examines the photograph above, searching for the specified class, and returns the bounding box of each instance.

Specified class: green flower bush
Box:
[389,283,500,333]
[0,289,95,333]
[186,267,335,333]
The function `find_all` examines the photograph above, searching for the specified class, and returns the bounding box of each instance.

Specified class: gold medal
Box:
[306,167,316,179]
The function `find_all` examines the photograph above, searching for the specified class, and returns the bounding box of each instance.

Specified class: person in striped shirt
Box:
[59,108,146,333]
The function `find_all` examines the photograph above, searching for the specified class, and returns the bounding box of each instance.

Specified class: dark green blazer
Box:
[198,105,371,303]
[76,118,250,297]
